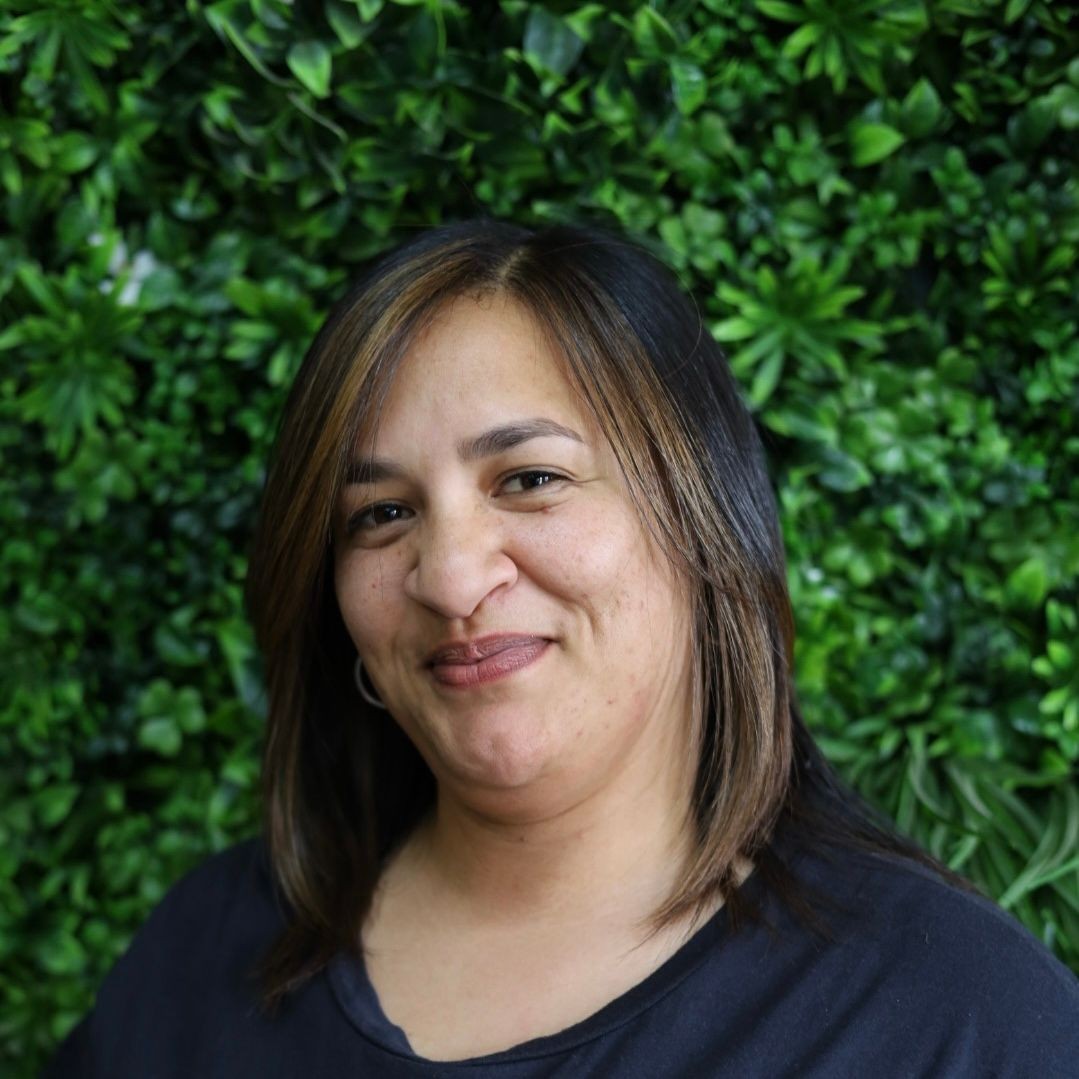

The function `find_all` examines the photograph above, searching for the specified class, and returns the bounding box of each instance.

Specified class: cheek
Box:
[514,502,663,630]
[334,549,410,650]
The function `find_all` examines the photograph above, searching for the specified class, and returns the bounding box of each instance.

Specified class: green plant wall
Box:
[2,0,1077,1073]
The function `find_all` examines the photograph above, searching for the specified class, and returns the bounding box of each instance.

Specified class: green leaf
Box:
[138,716,182,757]
[818,450,872,492]
[35,931,88,977]
[1009,97,1057,151]
[326,0,367,48]
[52,132,98,173]
[563,4,606,42]
[1051,85,1079,130]
[1040,687,1071,715]
[782,23,819,61]
[35,784,80,828]
[902,78,943,138]
[671,59,706,116]
[1004,0,1032,23]
[225,278,266,316]
[1005,558,1049,608]
[849,122,905,166]
[523,8,584,77]
[287,41,332,98]
[64,40,109,113]
[15,263,64,316]
[1047,641,1073,670]
[755,0,805,20]
[712,316,756,341]
[631,7,679,57]
[749,348,785,408]
[204,4,291,86]
[999,787,1079,908]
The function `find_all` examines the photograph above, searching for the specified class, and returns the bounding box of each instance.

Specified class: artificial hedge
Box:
[2,0,1077,1072]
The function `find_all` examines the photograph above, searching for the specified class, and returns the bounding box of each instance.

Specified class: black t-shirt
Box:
[44,835,1079,1077]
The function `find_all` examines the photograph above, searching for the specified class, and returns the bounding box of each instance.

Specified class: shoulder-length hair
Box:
[245,218,962,1008]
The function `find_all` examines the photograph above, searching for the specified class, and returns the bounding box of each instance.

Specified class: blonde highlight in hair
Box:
[245,218,959,1008]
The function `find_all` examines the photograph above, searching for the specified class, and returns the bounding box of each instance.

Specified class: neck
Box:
[392,716,698,935]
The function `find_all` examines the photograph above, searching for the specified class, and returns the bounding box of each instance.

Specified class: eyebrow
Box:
[344,418,585,485]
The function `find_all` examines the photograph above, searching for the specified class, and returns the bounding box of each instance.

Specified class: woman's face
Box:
[333,292,696,820]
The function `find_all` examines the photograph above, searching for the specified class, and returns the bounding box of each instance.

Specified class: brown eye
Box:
[347,503,413,534]
[500,470,564,494]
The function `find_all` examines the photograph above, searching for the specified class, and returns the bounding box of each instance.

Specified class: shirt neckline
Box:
[326,869,761,1066]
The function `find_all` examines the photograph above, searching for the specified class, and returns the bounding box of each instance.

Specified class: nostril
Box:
[405,532,518,620]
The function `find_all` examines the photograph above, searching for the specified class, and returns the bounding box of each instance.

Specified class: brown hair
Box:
[245,218,964,1007]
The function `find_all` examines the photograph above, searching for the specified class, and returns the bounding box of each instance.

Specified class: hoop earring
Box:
[354,656,388,710]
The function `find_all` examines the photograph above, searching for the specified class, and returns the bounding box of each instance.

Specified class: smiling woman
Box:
[332,293,696,824]
[46,220,1079,1076]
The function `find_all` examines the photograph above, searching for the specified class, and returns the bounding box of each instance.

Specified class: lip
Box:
[425,634,551,688]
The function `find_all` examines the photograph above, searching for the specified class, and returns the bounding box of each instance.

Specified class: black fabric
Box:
[43,835,1079,1078]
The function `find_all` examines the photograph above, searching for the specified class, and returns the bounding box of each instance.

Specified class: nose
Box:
[403,506,518,619]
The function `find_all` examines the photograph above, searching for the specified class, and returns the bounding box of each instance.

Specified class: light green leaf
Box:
[35,931,88,976]
[849,122,905,166]
[35,784,80,828]
[1005,558,1049,608]
[138,716,182,757]
[755,0,804,20]
[225,278,265,316]
[52,132,98,173]
[712,316,756,341]
[1048,641,1073,670]
[1004,0,1032,23]
[287,41,332,98]
[749,348,785,407]
[632,7,678,57]
[782,23,819,61]
[326,0,367,48]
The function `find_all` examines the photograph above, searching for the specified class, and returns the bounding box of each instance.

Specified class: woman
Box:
[49,219,1078,1076]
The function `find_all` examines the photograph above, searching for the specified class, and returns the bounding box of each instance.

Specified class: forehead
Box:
[364,293,595,451]
[405,292,567,386]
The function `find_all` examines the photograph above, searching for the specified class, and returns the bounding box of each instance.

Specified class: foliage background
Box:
[2,0,1077,1071]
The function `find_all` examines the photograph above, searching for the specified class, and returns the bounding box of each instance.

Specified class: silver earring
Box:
[354,656,387,710]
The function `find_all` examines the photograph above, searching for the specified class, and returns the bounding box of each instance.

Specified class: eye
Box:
[345,502,413,535]
[500,469,565,494]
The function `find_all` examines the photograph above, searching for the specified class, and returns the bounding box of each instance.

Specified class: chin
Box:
[438,720,565,802]
[459,734,551,788]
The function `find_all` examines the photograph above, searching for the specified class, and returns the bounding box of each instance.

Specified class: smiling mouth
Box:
[426,635,551,688]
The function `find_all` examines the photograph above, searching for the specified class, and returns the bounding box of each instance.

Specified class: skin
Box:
[332,291,710,1060]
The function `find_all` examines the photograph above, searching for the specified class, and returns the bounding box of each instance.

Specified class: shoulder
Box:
[135,835,275,930]
[780,841,1079,1073]
[102,835,281,990]
[51,836,286,1076]
[44,837,281,1076]
[815,844,1074,980]
[101,836,276,963]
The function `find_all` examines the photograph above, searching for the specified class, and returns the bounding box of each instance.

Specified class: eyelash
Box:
[500,469,562,495]
[344,469,567,536]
